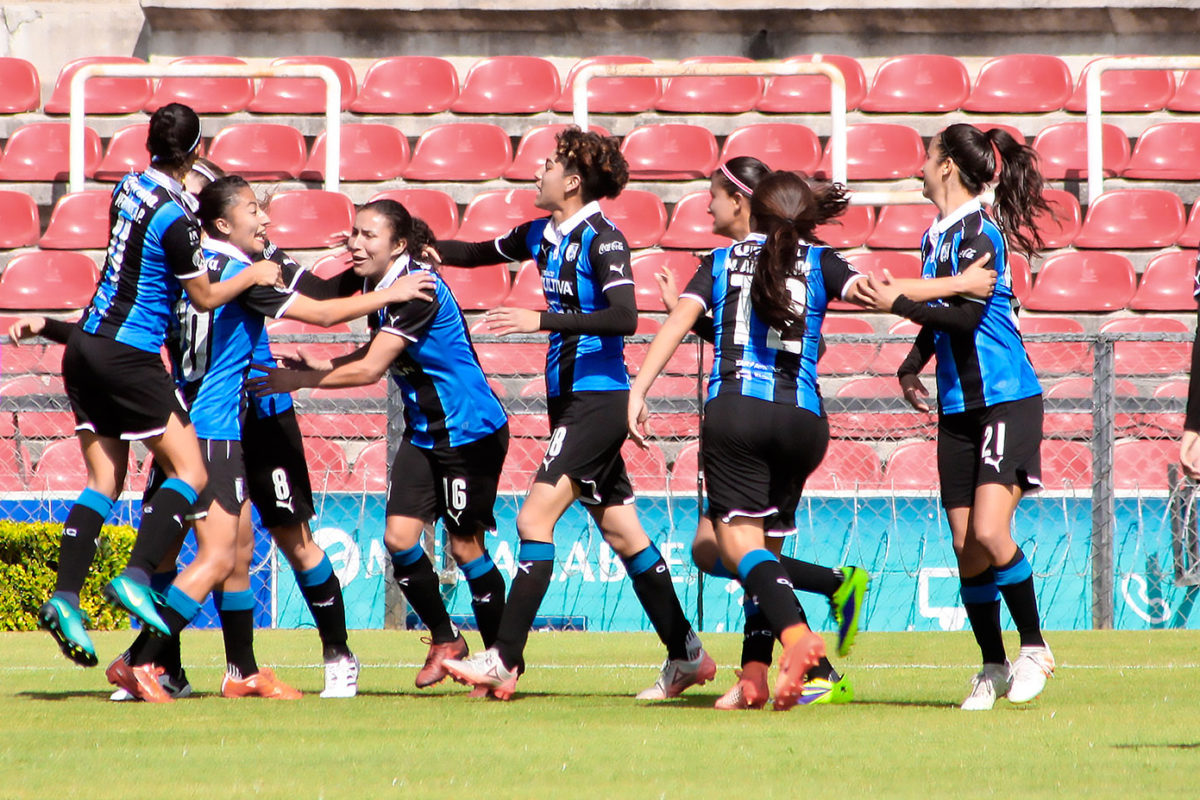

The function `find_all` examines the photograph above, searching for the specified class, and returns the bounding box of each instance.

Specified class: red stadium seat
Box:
[0,338,66,376]
[499,437,547,494]
[311,381,385,400]
[1019,315,1088,375]
[262,318,355,364]
[631,252,701,312]
[1101,316,1190,376]
[310,250,353,279]
[0,439,25,490]
[0,122,101,181]
[470,317,546,375]
[0,374,65,396]
[39,191,111,250]
[30,439,138,492]
[807,440,884,491]
[265,190,355,250]
[655,56,763,114]
[820,316,876,375]
[350,56,459,114]
[304,437,354,493]
[1130,251,1197,311]
[1167,69,1200,112]
[298,413,385,440]
[622,441,667,493]
[971,122,1027,146]
[865,204,937,250]
[1180,203,1200,249]
[829,251,921,311]
[1073,189,1185,249]
[1113,439,1176,492]
[963,54,1072,113]
[659,192,731,250]
[455,189,540,243]
[207,124,308,181]
[94,123,150,182]
[668,441,701,498]
[875,319,933,376]
[757,54,867,113]
[814,123,925,181]
[44,56,152,115]
[625,336,703,380]
[1042,377,1138,438]
[1031,122,1131,180]
[503,260,547,310]
[1065,58,1175,113]
[301,124,410,182]
[884,440,939,491]
[814,205,875,249]
[1009,252,1032,305]
[1136,379,1187,438]
[0,252,98,311]
[145,55,255,114]
[450,56,560,114]
[247,56,357,113]
[1021,189,1081,250]
[368,188,459,241]
[439,265,511,310]
[719,124,821,174]
[0,191,40,248]
[1040,440,1092,491]
[1023,251,1135,312]
[404,123,512,182]
[1123,123,1200,180]
[552,55,661,114]
[0,57,41,113]
[830,377,935,440]
[598,190,667,249]
[505,124,610,181]
[859,55,970,113]
[620,124,719,181]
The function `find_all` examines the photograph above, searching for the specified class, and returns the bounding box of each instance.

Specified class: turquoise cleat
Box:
[103,575,171,637]
[37,597,98,667]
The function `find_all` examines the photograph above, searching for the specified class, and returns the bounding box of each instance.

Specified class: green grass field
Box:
[2,629,1198,799]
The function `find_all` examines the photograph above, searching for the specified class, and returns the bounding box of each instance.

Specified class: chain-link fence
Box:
[3,325,1199,633]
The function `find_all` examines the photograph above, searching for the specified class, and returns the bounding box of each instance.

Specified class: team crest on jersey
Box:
[939,242,953,261]
[564,243,580,262]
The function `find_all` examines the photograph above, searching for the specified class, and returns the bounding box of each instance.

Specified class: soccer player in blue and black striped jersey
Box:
[862,123,1056,710]
[34,104,282,669]
[629,170,874,710]
[437,128,712,700]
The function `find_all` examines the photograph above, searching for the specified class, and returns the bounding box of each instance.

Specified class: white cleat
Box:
[443,647,519,700]
[320,653,361,699]
[636,650,718,700]
[1007,645,1054,704]
[109,688,135,702]
[961,662,1011,711]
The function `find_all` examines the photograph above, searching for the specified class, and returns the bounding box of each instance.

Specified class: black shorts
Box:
[537,391,633,507]
[242,408,316,529]
[386,425,508,537]
[937,394,1044,509]
[144,439,246,518]
[701,393,829,526]
[63,330,189,440]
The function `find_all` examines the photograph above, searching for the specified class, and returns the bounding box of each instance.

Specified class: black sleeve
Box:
[381,294,441,342]
[897,326,936,378]
[679,254,716,311]
[238,284,297,320]
[891,295,987,335]
[1186,310,1200,432]
[438,221,538,267]
[162,216,204,280]
[539,283,638,336]
[819,249,865,301]
[691,315,715,343]
[40,318,76,344]
[295,267,361,301]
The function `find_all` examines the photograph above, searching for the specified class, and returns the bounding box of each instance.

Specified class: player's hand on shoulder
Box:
[386,271,436,303]
[955,253,996,299]
[248,259,284,288]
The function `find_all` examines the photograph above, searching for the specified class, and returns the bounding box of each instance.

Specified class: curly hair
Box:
[554,127,629,202]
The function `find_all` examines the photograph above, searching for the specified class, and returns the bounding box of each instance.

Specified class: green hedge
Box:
[0,520,136,631]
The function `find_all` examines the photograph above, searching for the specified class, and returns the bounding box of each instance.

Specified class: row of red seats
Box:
[5,54,1200,117]
[5,118,1198,186]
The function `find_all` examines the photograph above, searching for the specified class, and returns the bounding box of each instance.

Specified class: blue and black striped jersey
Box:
[680,234,862,415]
[80,168,206,353]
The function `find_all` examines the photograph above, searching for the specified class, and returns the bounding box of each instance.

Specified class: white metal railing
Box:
[1086,56,1200,202]
[69,64,342,193]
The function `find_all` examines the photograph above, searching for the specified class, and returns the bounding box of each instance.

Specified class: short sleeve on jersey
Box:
[590,228,633,291]
[680,253,716,311]
[495,220,540,263]
[818,249,863,301]
[380,295,441,342]
[956,229,999,273]
[162,216,205,280]
[238,283,297,320]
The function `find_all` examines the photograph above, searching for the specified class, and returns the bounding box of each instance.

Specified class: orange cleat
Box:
[221,667,302,700]
[714,661,770,710]
[773,624,826,711]
[415,635,468,688]
[105,658,173,704]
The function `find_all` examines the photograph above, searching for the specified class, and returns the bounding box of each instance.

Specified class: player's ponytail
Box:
[937,123,1053,258]
[359,199,438,264]
[749,171,849,331]
[196,175,252,238]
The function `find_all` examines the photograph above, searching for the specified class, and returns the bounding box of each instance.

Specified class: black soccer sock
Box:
[740,596,775,667]
[52,489,114,602]
[994,549,1045,648]
[622,545,698,661]
[961,568,1007,664]
[461,551,506,649]
[780,556,842,598]
[494,541,555,671]
[123,479,197,582]
[128,569,180,669]
[391,545,457,644]
[295,554,351,661]
[215,589,258,679]
[737,550,806,637]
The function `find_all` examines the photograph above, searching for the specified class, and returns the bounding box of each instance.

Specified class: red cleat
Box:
[221,667,302,700]
[105,658,173,704]
[415,635,469,688]
[773,624,826,710]
[714,661,770,710]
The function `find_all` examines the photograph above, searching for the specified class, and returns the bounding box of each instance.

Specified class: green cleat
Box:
[103,576,170,637]
[830,566,869,657]
[798,674,853,705]
[37,597,98,667]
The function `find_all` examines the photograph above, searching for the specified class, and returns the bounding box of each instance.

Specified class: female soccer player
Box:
[107,179,434,702]
[1178,255,1200,479]
[34,104,281,668]
[860,123,1055,710]
[435,128,712,701]
[249,199,513,691]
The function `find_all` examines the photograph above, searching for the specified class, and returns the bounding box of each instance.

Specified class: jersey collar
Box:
[544,200,602,246]
[204,237,252,265]
[143,166,196,212]
[932,198,983,234]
